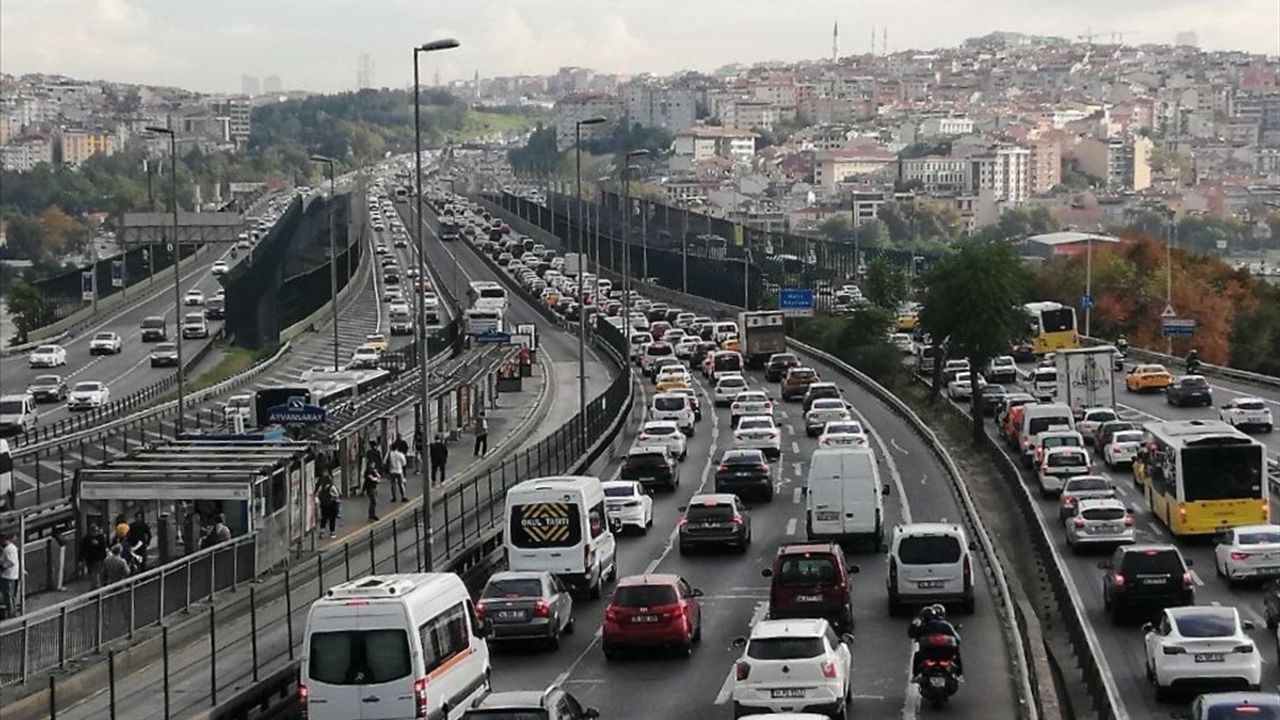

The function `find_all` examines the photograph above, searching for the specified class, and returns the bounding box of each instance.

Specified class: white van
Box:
[629,331,653,363]
[713,321,739,344]
[805,448,889,546]
[0,394,38,435]
[1019,403,1076,462]
[504,476,618,598]
[650,392,696,435]
[1029,366,1058,400]
[887,523,975,615]
[301,574,491,720]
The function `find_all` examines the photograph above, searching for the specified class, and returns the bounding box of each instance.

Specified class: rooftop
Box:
[1026,231,1121,246]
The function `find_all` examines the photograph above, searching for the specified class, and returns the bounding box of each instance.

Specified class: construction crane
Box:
[1077,28,1140,44]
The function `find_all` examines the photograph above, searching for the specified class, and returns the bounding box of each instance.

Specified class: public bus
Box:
[1023,301,1080,355]
[1134,420,1268,536]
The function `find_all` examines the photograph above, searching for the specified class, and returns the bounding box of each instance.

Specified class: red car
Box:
[602,574,703,659]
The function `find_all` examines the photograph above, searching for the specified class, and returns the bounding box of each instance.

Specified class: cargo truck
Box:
[738,310,787,368]
[1054,346,1117,414]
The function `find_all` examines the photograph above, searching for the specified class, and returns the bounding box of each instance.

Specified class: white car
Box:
[1064,497,1134,551]
[731,618,853,718]
[67,381,110,410]
[636,420,687,461]
[889,333,914,353]
[383,287,404,303]
[601,480,653,534]
[713,374,749,406]
[986,355,1018,383]
[1219,397,1274,433]
[1143,606,1261,700]
[1036,446,1092,498]
[733,415,782,459]
[28,345,67,368]
[946,372,986,400]
[1057,475,1116,520]
[1213,524,1280,584]
[1076,408,1119,444]
[674,338,700,361]
[388,301,411,316]
[88,332,123,355]
[211,260,230,276]
[348,344,382,369]
[654,367,692,388]
[818,420,868,448]
[730,391,774,423]
[1102,430,1144,469]
[183,289,205,306]
[805,398,851,437]
[649,392,696,435]
[223,394,253,423]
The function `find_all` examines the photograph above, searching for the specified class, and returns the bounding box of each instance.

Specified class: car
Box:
[730,391,774,425]
[1143,606,1260,700]
[985,355,1018,383]
[655,367,693,394]
[887,522,975,616]
[673,338,700,362]
[476,570,575,648]
[88,332,122,355]
[1213,524,1280,585]
[1184,692,1280,720]
[668,386,702,422]
[1101,544,1194,622]
[978,384,1008,415]
[602,574,703,659]
[730,618,854,719]
[818,420,868,448]
[804,398,851,437]
[223,393,253,424]
[678,493,752,554]
[348,344,382,369]
[889,332,914,353]
[714,449,773,501]
[211,260,229,276]
[946,371,987,400]
[1126,364,1174,393]
[27,345,67,368]
[801,382,842,413]
[734,415,782,459]
[1219,397,1274,433]
[636,421,688,461]
[26,375,68,403]
[1064,498,1135,551]
[1031,429,1086,469]
[782,367,819,401]
[1076,408,1119,443]
[762,543,858,631]
[1167,375,1213,407]
[713,374,750,406]
[149,342,179,367]
[462,685,599,720]
[602,480,654,533]
[67,381,110,410]
[183,288,205,306]
[649,392,696,435]
[204,297,225,320]
[620,445,679,493]
[363,334,390,352]
[1036,446,1092,498]
[0,394,38,434]
[1094,420,1139,454]
[181,312,208,339]
[765,352,801,382]
[1101,429,1144,470]
[1057,475,1116,520]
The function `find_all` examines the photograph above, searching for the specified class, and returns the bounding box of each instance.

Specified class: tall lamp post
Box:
[574,116,606,444]
[145,125,186,434]
[413,37,459,572]
[309,155,341,370]
[621,149,649,326]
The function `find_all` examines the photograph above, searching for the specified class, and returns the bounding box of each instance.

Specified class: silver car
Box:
[1064,498,1134,552]
[1057,475,1117,520]
[476,570,574,648]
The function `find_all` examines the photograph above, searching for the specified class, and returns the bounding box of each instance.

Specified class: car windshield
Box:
[1235,400,1267,411]
[1238,531,1280,545]
[1085,410,1117,423]
[613,585,677,607]
[776,555,838,586]
[1205,706,1280,720]
[94,333,113,341]
[482,578,543,598]
[1043,436,1081,448]
[604,485,639,498]
[747,637,826,660]
[73,383,101,392]
[646,344,672,357]
[685,504,735,522]
[897,536,962,564]
[0,401,23,414]
[1112,431,1143,444]
[142,319,164,327]
[719,379,746,389]
[789,370,815,381]
[1047,452,1086,467]
[722,451,764,465]
[642,425,676,436]
[1081,507,1126,521]
[737,393,767,403]
[1029,417,1070,435]
[654,397,685,411]
[812,400,845,411]
[770,355,797,365]
[825,423,864,434]
[33,375,59,385]
[1179,377,1209,388]
[1174,613,1237,638]
[1066,477,1109,492]
[739,418,772,430]
[1122,549,1183,575]
[155,344,176,352]
[627,452,667,466]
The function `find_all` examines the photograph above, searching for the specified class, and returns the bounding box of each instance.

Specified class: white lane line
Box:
[714,600,770,705]
[791,441,800,454]
[785,518,797,535]
[890,438,910,455]
[1189,570,1205,586]
[792,462,803,476]
[786,424,795,435]
[846,404,912,524]
[792,487,803,504]
[780,410,789,419]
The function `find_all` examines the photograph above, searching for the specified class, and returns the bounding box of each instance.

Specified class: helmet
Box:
[928,603,948,620]
[918,605,942,623]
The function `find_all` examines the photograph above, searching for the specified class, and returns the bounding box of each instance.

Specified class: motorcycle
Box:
[1113,349,1126,371]
[1187,358,1202,374]
[914,633,961,709]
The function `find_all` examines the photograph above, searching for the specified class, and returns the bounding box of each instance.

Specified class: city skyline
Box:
[2,0,1278,94]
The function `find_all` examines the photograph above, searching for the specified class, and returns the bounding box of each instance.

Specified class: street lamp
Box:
[621,150,649,328]
[413,37,459,572]
[574,116,606,444]
[309,155,341,370]
[144,125,186,434]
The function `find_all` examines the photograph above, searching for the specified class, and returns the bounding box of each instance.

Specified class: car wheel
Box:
[692,621,702,643]
[677,639,693,658]
[547,627,561,650]
[887,593,902,617]
[960,594,975,615]
[603,643,620,661]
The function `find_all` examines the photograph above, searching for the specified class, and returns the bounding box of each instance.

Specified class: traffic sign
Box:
[1161,303,1176,318]
[1080,293,1093,309]
[264,395,327,425]
[472,329,511,344]
[81,271,95,301]
[111,260,124,288]
[1161,318,1196,338]
[778,288,814,317]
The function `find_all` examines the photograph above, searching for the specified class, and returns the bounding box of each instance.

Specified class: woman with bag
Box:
[362,466,381,522]
[317,473,340,538]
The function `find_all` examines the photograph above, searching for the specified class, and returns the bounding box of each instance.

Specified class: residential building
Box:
[0,136,54,172]
[622,85,696,133]
[814,145,896,191]
[241,74,260,96]
[209,96,251,146]
[720,100,778,131]
[58,129,118,167]
[968,144,1031,204]
[1075,135,1152,191]
[672,126,758,163]
[1028,137,1061,195]
[898,155,971,194]
[919,116,975,139]
[553,93,624,149]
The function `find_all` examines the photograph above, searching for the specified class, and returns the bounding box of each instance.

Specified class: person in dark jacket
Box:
[363,440,383,476]
[429,435,449,484]
[127,512,152,570]
[79,525,109,589]
[317,474,340,538]
[102,545,131,585]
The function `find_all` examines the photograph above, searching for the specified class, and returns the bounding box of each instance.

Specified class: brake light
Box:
[414,677,428,718]
[820,659,839,679]
[1123,515,1135,527]
[1112,573,1125,588]
[1182,572,1194,589]
[923,659,938,669]
[678,516,689,527]
[736,661,751,680]
[1231,551,1249,561]
[1178,504,1187,521]
[1234,644,1255,654]
[533,599,551,618]
[1073,517,1086,529]
[717,464,729,473]
[299,682,309,718]
[764,403,773,411]
[889,557,898,586]
[1061,495,1075,506]
[475,602,488,620]
[963,554,972,588]
[756,464,769,473]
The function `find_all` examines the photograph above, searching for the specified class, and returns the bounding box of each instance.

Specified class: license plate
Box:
[640,477,655,482]
[631,615,659,623]
[917,580,946,590]
[929,676,948,688]
[1195,653,1225,663]
[770,688,806,699]
[816,511,839,521]
[795,594,822,602]
[1142,578,1167,585]
[495,610,525,620]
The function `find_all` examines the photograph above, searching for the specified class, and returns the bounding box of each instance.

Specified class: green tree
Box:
[2,215,50,262]
[863,256,908,310]
[853,218,887,248]
[508,126,561,175]
[919,242,1030,441]
[4,279,54,345]
[817,215,851,243]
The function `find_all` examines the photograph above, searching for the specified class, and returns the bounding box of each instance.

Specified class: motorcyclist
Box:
[908,604,963,679]
[1186,348,1201,372]
[1115,336,1128,353]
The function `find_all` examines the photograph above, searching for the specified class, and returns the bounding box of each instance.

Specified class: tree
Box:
[508,126,561,175]
[40,205,76,255]
[3,215,50,262]
[863,256,908,310]
[817,215,851,243]
[919,242,1030,442]
[4,279,54,345]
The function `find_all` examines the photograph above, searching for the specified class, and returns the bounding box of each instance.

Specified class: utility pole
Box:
[681,207,689,293]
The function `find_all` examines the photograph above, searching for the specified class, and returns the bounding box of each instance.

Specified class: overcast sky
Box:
[3,0,1278,94]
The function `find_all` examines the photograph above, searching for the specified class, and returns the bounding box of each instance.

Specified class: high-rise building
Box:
[1075,135,1152,191]
[209,96,252,146]
[0,136,53,172]
[553,94,624,149]
[1027,137,1061,195]
[240,74,260,96]
[57,129,118,167]
[357,54,374,90]
[622,85,696,133]
[969,144,1031,203]
[262,76,282,94]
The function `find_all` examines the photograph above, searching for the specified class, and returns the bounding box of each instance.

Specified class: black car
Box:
[765,352,800,382]
[689,341,718,367]
[150,342,179,368]
[139,316,167,342]
[1166,375,1212,407]
[678,494,751,554]
[979,384,1009,415]
[714,449,773,501]
[1100,544,1194,622]
[1010,342,1036,363]
[204,297,225,320]
[26,374,68,403]
[476,570,575,648]
[620,447,679,492]
[464,686,599,720]
[802,382,843,412]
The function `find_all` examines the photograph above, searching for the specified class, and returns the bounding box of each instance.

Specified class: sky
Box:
[2,0,1278,94]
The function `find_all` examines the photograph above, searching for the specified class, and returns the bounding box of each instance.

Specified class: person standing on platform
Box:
[429,434,449,484]
[473,410,489,457]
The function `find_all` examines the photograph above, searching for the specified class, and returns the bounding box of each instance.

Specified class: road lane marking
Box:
[846,404,912,524]
[890,438,909,455]
[785,518,797,535]
[793,488,803,504]
[1189,570,1204,586]
[791,441,800,454]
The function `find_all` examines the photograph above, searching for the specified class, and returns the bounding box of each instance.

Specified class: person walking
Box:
[102,545,131,585]
[393,434,411,471]
[473,410,489,457]
[317,473,340,538]
[386,444,408,502]
[429,434,449,484]
[363,439,383,478]
[79,525,109,589]
[127,511,152,571]
[363,466,381,521]
[0,533,19,620]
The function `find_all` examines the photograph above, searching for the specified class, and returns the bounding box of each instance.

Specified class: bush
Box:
[791,309,906,388]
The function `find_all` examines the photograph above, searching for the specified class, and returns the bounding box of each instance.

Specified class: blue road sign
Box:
[1081,293,1093,309]
[81,270,95,301]
[263,395,327,425]
[779,288,814,317]
[1161,318,1196,338]
[472,329,512,344]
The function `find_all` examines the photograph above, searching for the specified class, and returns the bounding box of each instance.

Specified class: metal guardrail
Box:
[1080,335,1279,390]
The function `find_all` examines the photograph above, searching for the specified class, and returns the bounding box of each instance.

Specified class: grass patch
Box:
[450,110,543,141]
[187,346,266,393]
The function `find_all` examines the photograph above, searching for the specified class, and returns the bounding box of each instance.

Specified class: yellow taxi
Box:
[655,367,693,393]
[363,333,390,352]
[896,314,918,332]
[1125,363,1173,392]
[541,288,561,309]
[721,335,742,353]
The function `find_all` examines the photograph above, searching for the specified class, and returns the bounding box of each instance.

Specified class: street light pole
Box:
[310,155,340,370]
[145,125,186,434]
[1084,235,1093,338]
[574,116,606,441]
[621,149,649,326]
[413,38,459,572]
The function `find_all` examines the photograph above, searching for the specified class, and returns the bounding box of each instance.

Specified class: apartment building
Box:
[969,144,1031,204]
[553,93,624,149]
[898,155,971,194]
[0,136,54,171]
[1075,135,1153,191]
[814,145,896,191]
[622,85,696,133]
[919,116,975,139]
[209,96,251,146]
[1028,137,1061,195]
[673,126,759,163]
[58,129,118,167]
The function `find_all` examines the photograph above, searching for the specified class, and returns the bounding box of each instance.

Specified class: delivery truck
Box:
[737,310,787,368]
[1054,346,1117,414]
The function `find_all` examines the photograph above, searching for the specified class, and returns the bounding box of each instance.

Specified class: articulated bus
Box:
[1023,301,1080,355]
[1135,419,1268,536]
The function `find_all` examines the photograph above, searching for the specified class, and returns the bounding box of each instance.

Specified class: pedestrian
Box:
[128,511,151,570]
[112,520,131,550]
[363,439,383,477]
[317,473,340,538]
[413,428,424,471]
[363,466,381,521]
[392,434,410,468]
[386,444,408,502]
[0,533,19,620]
[473,410,489,457]
[78,525,109,589]
[429,434,449,484]
[102,545,131,585]
[212,513,232,544]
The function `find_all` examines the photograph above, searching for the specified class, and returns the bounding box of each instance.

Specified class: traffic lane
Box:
[1110,373,1278,460]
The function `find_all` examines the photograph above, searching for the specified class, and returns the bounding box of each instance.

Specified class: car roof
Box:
[750,618,828,639]
[602,479,642,490]
[777,542,840,556]
[894,522,964,536]
[472,690,550,709]
[1229,524,1280,535]
[689,493,739,505]
[1076,497,1125,510]
[1196,692,1280,709]
[488,570,549,582]
[616,573,681,587]
[1167,605,1237,622]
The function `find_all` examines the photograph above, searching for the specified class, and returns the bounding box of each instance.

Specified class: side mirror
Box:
[1183,558,1193,568]
[841,633,855,645]
[691,588,704,598]
[761,567,774,578]
[732,636,748,649]
[1140,622,1155,634]
[1243,620,1257,631]
[1097,561,1112,570]
[882,483,891,497]
[677,505,687,513]
[584,709,601,720]
[848,564,861,575]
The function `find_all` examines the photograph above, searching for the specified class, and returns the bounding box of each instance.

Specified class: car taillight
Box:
[963,555,972,588]
[717,464,729,473]
[756,464,769,473]
[474,602,488,620]
[299,682,309,718]
[732,515,745,526]
[678,516,689,527]
[1123,515,1135,527]
[1072,517,1086,529]
[889,557,898,586]
[414,677,428,718]
[821,660,838,679]
[605,606,620,623]
[1182,572,1193,589]
[1112,573,1125,588]
[1234,644,1255,654]
[533,599,551,618]
[1231,551,1249,561]
[736,661,751,680]
[1061,496,1075,506]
